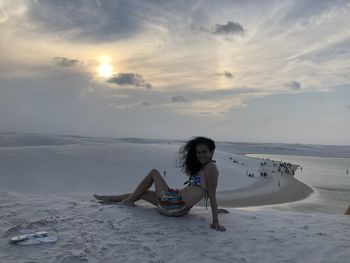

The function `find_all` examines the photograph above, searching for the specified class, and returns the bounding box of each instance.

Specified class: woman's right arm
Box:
[206,164,226,231]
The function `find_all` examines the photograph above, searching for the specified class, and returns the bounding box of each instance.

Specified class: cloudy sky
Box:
[0,0,349,145]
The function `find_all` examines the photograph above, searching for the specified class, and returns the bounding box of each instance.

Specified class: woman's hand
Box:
[210,222,226,232]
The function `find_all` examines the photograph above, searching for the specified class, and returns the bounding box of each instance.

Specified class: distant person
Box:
[94,137,226,231]
[345,205,350,215]
[347,169,349,174]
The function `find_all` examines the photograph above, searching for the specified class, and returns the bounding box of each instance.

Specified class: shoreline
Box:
[215,157,314,208]
[216,175,314,207]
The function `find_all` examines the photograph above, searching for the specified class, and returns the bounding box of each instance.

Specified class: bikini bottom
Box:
[157,188,190,217]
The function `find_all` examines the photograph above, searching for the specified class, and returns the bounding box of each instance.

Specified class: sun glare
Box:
[97,63,113,78]
[96,55,114,78]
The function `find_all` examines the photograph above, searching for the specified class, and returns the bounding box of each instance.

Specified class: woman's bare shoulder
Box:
[205,161,218,174]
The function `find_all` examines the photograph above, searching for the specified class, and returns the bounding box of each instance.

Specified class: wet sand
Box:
[217,174,314,208]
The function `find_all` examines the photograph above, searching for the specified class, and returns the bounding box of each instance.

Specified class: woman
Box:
[94,136,226,231]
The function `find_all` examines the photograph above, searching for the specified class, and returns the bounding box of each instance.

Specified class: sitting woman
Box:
[94,136,226,231]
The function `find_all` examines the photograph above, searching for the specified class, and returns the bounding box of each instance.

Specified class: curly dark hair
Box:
[178,136,216,176]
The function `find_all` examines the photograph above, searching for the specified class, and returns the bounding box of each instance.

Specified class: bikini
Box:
[186,172,209,209]
[157,188,189,217]
[157,182,208,217]
[157,165,211,216]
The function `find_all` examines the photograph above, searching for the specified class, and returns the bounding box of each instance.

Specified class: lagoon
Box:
[248,154,350,214]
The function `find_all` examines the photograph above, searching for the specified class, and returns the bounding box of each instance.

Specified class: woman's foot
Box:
[93,194,118,204]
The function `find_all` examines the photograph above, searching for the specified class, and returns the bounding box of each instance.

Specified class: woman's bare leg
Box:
[120,169,168,206]
[94,191,158,206]
[94,194,130,203]
[138,191,158,206]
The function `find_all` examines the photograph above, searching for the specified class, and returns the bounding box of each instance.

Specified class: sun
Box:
[97,63,113,78]
[96,55,114,78]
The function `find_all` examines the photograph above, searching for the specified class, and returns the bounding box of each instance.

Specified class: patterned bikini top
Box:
[184,161,216,209]
[185,171,208,196]
[188,174,201,187]
[184,172,208,209]
[184,161,216,190]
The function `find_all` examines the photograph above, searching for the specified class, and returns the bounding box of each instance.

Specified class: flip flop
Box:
[10,231,48,242]
[10,231,57,245]
[17,236,57,246]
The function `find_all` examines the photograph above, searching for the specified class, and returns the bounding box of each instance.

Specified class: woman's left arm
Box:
[206,164,226,232]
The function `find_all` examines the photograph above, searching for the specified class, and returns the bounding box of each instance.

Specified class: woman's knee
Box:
[149,169,167,189]
[150,169,161,176]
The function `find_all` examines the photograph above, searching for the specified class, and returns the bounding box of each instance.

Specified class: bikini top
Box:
[184,172,209,209]
[184,161,216,192]
[183,161,217,210]
[184,171,208,197]
[188,174,202,187]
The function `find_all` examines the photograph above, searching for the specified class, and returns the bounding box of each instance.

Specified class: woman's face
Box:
[196,143,213,165]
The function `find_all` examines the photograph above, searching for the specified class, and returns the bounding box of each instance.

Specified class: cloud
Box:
[346,105,350,110]
[52,57,82,67]
[0,8,7,23]
[171,95,191,103]
[209,88,261,96]
[281,0,345,24]
[24,0,142,42]
[285,81,301,90]
[224,71,234,78]
[109,100,151,110]
[213,21,244,35]
[107,73,153,89]
[216,71,234,78]
[140,101,151,106]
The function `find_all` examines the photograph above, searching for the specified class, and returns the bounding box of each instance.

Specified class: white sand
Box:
[0,133,349,263]
[1,192,350,263]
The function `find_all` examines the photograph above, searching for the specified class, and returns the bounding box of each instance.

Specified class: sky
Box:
[0,0,349,145]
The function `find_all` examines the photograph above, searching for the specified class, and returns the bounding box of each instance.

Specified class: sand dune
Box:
[1,192,349,263]
[0,133,349,263]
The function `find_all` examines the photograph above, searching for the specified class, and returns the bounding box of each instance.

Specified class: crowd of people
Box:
[230,157,298,179]
[258,159,296,177]
[277,161,295,175]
